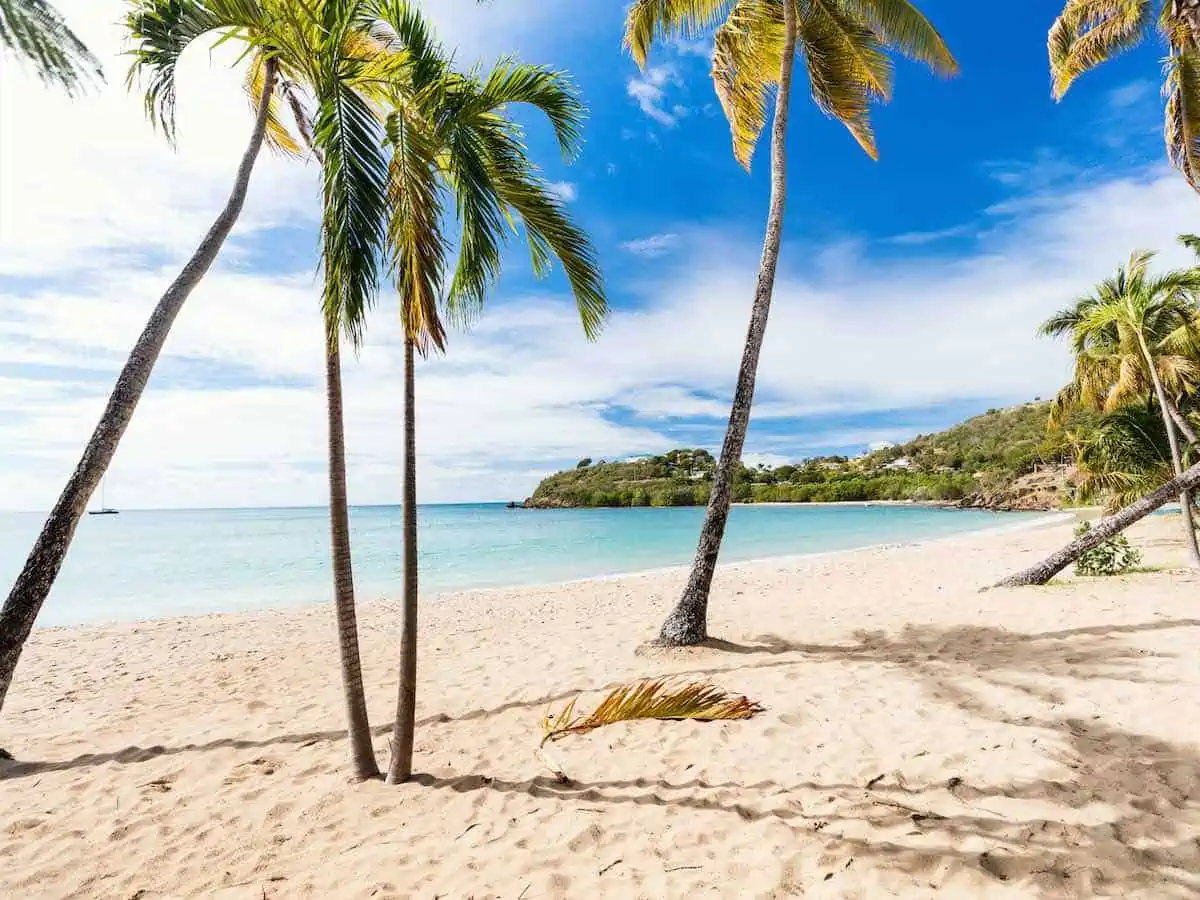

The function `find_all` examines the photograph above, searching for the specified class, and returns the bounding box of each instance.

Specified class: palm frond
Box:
[0,0,102,94]
[711,0,782,168]
[442,123,508,328]
[1179,232,1200,257]
[541,678,764,747]
[473,60,586,160]
[1048,0,1152,100]
[837,0,957,76]
[126,0,269,142]
[245,49,304,157]
[313,0,390,345]
[386,105,448,353]
[1075,398,1174,510]
[799,0,891,159]
[1166,47,1200,192]
[623,0,734,68]
[468,121,608,339]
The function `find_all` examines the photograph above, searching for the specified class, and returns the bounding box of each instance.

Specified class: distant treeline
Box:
[524,402,1099,509]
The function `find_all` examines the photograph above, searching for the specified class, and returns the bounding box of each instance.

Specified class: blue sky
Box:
[1,1,1199,509]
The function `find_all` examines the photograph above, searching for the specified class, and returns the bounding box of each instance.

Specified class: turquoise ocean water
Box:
[0,503,1043,627]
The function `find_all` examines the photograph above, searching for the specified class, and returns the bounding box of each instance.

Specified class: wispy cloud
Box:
[627,64,683,126]
[671,37,712,60]
[547,181,577,202]
[885,224,975,246]
[620,233,680,257]
[1108,79,1154,111]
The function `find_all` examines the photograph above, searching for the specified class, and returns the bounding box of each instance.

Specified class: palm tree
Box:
[0,1,406,781]
[0,0,300,717]
[377,22,606,782]
[1041,250,1200,566]
[623,0,956,645]
[1049,1,1200,191]
[0,0,101,94]
[1073,399,1175,510]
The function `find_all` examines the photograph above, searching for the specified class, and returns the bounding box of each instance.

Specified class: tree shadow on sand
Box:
[409,617,1200,898]
[5,618,1200,897]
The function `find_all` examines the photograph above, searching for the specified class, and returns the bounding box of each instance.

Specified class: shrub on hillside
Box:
[1072,521,1142,576]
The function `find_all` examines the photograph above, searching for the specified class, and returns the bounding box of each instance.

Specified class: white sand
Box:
[2,515,1198,899]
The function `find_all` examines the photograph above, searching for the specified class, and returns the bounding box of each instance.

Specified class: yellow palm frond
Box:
[540,678,764,748]
[839,0,957,76]
[1048,0,1152,100]
[1166,48,1200,192]
[386,105,448,354]
[244,50,303,157]
[799,0,892,159]
[623,0,734,68]
[711,0,783,168]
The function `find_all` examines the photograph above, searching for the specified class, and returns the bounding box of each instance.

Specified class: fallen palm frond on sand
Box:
[537,678,764,779]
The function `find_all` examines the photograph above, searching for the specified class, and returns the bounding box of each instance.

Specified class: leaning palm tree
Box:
[0,0,406,782]
[1049,1,1200,191]
[1042,250,1200,566]
[378,21,606,782]
[0,0,101,93]
[623,0,956,645]
[0,0,301,718]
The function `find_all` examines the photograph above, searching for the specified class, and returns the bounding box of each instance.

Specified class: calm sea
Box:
[0,503,1043,627]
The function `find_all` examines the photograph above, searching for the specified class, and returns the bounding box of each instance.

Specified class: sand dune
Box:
[2,516,1199,898]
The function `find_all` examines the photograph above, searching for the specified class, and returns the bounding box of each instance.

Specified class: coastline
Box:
[25,507,1067,633]
[4,515,1195,899]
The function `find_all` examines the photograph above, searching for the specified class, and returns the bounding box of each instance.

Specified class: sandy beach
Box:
[2,515,1198,899]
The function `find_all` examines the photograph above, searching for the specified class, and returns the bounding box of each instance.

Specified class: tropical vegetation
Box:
[0,0,101,93]
[1071,521,1143,577]
[372,21,606,782]
[625,0,957,647]
[8,0,1200,783]
[525,402,1096,510]
[1041,249,1200,566]
[1,0,313,718]
[1049,0,1200,191]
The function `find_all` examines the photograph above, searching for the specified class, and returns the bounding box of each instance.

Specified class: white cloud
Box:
[885,224,974,246]
[546,181,578,202]
[627,64,682,126]
[1108,79,1154,111]
[6,5,1200,511]
[671,38,713,60]
[620,233,680,257]
[7,162,1199,509]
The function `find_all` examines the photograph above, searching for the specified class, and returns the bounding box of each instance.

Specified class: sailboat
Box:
[89,478,119,516]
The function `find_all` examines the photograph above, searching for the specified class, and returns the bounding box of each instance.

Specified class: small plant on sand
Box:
[1073,521,1142,577]
[538,678,763,779]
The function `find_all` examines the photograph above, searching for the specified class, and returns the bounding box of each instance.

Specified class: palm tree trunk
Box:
[323,322,379,780]
[386,336,418,784]
[992,457,1200,586]
[1167,399,1199,446]
[1139,335,1200,567]
[656,0,798,647]
[1178,0,1200,46]
[0,56,280,717]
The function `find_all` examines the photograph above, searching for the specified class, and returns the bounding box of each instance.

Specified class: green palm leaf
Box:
[0,0,101,94]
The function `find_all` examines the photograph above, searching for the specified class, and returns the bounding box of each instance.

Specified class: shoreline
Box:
[3,514,1194,899]
[422,509,1074,605]
[29,509,1070,634]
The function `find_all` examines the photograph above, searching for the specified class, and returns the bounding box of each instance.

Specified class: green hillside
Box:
[523,402,1101,509]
